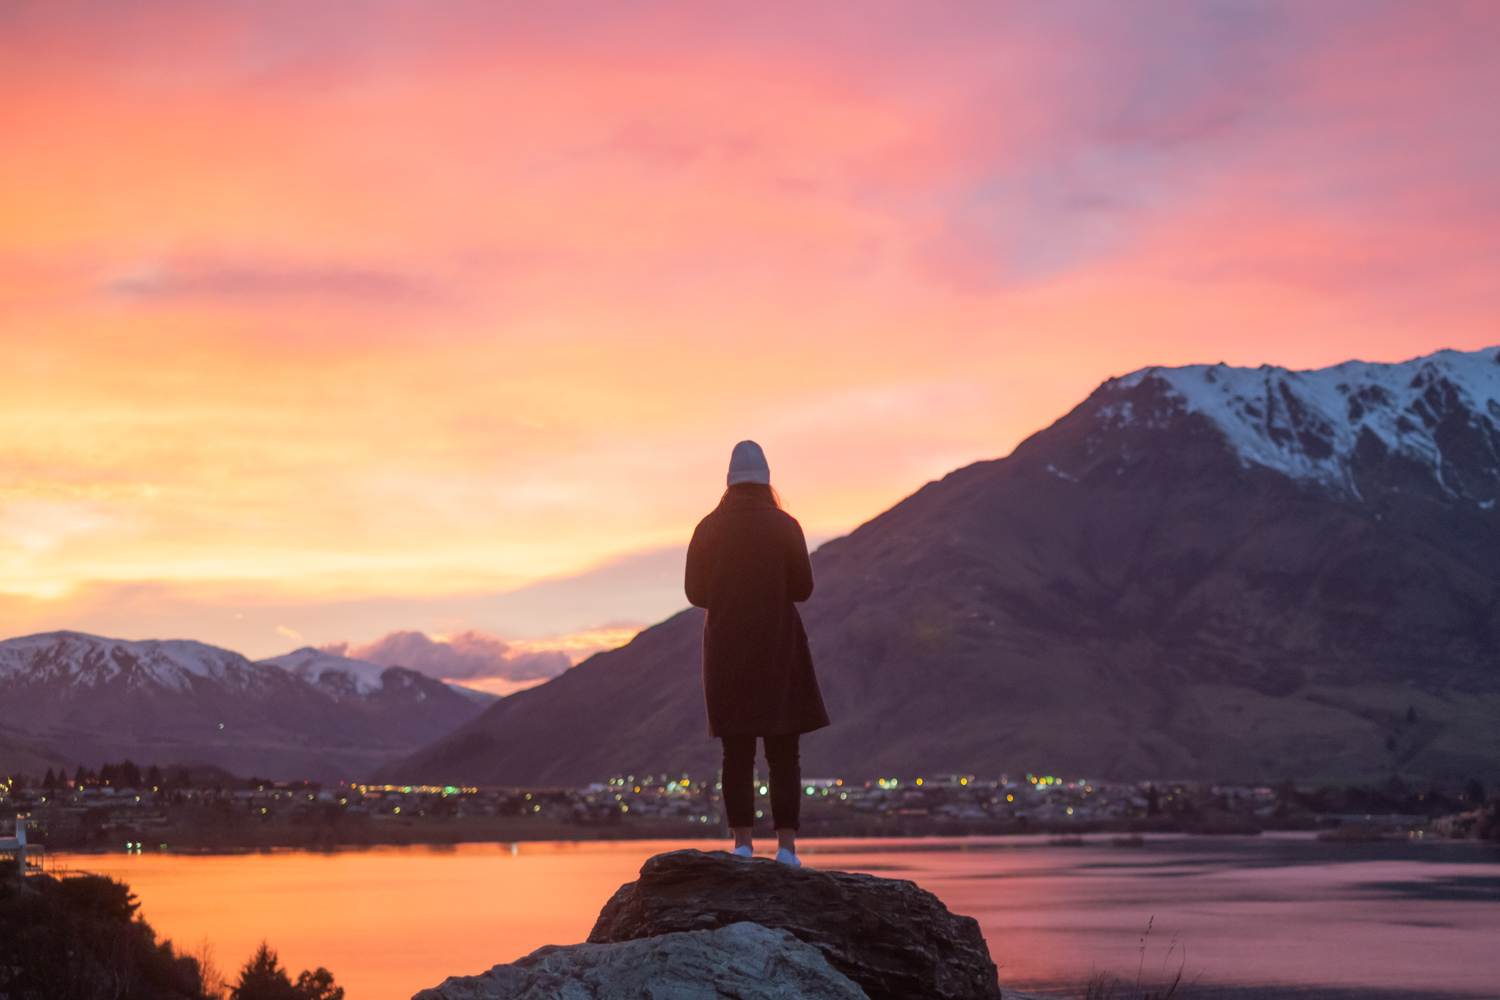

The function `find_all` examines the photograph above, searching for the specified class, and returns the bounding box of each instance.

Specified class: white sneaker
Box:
[774,847,802,867]
[731,844,753,858]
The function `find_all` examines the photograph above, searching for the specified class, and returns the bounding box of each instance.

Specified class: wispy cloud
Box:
[0,544,680,661]
[100,258,432,304]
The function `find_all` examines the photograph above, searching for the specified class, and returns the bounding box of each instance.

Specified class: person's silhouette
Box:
[685,440,830,866]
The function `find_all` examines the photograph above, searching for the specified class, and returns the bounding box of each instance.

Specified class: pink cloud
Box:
[326,629,570,682]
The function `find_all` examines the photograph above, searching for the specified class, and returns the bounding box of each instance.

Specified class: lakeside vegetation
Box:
[0,870,343,1000]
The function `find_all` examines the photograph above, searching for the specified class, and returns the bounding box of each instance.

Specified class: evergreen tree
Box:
[229,943,343,1000]
[42,768,57,791]
[230,943,299,1000]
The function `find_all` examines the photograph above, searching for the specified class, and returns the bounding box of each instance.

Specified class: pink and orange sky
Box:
[3,2,1498,690]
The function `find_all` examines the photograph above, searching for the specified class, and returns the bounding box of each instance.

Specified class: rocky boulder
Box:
[588,850,1001,1000]
[413,921,866,1000]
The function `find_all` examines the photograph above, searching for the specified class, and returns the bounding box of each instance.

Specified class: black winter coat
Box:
[685,488,831,738]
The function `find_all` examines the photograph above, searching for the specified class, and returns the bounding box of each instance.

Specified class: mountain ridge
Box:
[383,344,1500,787]
[0,631,493,779]
[1098,345,1500,503]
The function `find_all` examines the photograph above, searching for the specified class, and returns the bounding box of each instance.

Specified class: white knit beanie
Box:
[726,440,770,486]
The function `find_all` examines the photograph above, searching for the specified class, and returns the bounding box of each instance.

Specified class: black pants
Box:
[720,733,801,831]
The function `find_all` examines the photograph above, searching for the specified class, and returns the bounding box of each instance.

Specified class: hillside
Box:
[0,632,491,780]
[384,346,1500,787]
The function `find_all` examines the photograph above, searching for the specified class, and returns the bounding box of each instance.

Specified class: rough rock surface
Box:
[588,850,1001,1000]
[412,920,867,999]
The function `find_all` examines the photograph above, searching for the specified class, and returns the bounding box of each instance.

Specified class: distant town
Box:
[4,759,1496,858]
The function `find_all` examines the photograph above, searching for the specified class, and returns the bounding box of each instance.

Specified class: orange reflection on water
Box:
[65,834,1500,1000]
[76,840,664,1000]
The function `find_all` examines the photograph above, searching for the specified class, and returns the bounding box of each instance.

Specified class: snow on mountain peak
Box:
[0,631,260,691]
[0,630,490,707]
[1105,346,1500,500]
[256,647,495,705]
[257,647,388,697]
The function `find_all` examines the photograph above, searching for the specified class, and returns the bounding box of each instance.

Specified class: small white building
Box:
[0,821,29,875]
[1,815,43,881]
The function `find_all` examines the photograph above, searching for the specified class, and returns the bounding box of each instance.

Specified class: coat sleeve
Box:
[787,517,814,602]
[685,517,714,609]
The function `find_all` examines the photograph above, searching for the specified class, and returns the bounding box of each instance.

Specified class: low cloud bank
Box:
[322,629,570,682]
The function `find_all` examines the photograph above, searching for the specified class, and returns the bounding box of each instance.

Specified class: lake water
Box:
[60,833,1500,999]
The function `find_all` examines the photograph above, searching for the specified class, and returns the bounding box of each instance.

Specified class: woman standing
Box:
[685,440,830,866]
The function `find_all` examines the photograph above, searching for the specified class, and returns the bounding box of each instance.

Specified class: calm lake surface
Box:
[60,833,1500,1000]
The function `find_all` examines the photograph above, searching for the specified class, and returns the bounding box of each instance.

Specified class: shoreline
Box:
[20,798,1367,855]
[46,826,1486,861]
[37,820,1244,857]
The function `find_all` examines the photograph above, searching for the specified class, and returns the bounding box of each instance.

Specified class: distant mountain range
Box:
[384,346,1500,787]
[0,632,495,780]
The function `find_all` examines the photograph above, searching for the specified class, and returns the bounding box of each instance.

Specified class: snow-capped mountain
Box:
[256,646,498,743]
[0,631,285,694]
[1092,346,1500,504]
[387,345,1500,788]
[0,632,492,780]
[257,646,497,706]
[259,646,389,698]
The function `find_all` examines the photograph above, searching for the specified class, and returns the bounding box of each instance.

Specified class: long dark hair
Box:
[720,482,782,509]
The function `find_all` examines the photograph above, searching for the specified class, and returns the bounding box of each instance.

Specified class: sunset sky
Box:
[3,2,1498,689]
